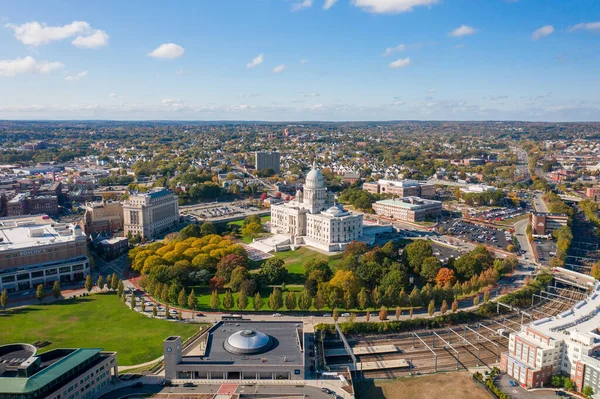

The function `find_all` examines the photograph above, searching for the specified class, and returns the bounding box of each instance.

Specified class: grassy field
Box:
[494,213,529,227]
[0,293,201,366]
[274,247,342,278]
[355,372,493,399]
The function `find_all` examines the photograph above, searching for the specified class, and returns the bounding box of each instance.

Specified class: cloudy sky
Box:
[1,0,599,121]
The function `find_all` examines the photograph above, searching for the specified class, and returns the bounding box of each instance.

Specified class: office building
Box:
[122,188,179,239]
[0,343,117,399]
[586,187,600,202]
[531,212,569,235]
[362,179,435,199]
[372,197,442,222]
[80,200,123,236]
[254,151,281,174]
[164,321,305,381]
[0,215,89,293]
[7,193,59,217]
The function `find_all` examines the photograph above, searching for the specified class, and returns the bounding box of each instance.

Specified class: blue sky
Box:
[1,0,599,121]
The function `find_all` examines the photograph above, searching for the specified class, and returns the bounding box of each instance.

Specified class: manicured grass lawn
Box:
[226,215,271,243]
[0,293,201,366]
[274,247,342,277]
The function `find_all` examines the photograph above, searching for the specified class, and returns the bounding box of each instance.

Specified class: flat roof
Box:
[0,348,102,394]
[182,321,303,366]
[0,215,84,251]
[375,197,441,209]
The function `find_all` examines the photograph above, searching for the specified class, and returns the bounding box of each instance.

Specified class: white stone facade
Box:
[270,164,363,252]
[123,188,179,239]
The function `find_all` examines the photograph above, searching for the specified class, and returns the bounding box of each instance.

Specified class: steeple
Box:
[312,160,317,170]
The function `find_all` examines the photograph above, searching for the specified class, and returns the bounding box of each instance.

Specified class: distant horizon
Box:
[1,1,600,121]
[1,119,600,124]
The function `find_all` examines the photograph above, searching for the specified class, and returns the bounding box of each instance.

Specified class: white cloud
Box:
[383,44,406,56]
[392,101,405,106]
[449,25,476,37]
[324,0,338,9]
[6,20,90,46]
[108,93,117,98]
[300,59,309,64]
[352,0,438,14]
[148,43,185,59]
[532,25,554,40]
[72,29,108,48]
[427,88,437,93]
[0,56,64,76]
[65,71,88,81]
[292,0,313,11]
[568,22,600,32]
[273,64,286,73]
[388,57,411,69]
[246,54,264,68]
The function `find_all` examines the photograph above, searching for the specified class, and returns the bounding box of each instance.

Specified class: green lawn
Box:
[274,247,342,277]
[0,293,201,366]
[226,215,271,243]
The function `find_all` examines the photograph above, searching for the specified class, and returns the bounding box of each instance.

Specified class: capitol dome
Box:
[305,164,325,188]
[224,329,273,355]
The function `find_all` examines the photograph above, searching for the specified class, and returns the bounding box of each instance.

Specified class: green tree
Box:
[473,294,480,307]
[329,289,341,309]
[141,301,146,312]
[268,288,283,311]
[333,308,340,322]
[564,379,575,391]
[152,304,157,317]
[298,289,312,311]
[165,304,170,318]
[404,240,433,274]
[199,222,217,236]
[409,286,422,307]
[241,222,263,238]
[187,289,197,310]
[428,299,435,316]
[52,281,61,299]
[314,288,326,311]
[161,284,170,302]
[260,258,288,285]
[583,386,594,397]
[253,292,264,311]
[237,289,248,310]
[85,275,93,293]
[223,290,234,311]
[1,289,8,309]
[483,289,490,303]
[371,286,382,308]
[420,256,442,282]
[111,273,119,290]
[229,266,249,292]
[130,295,136,310]
[178,288,187,307]
[210,290,220,311]
[357,287,368,310]
[285,291,297,311]
[36,284,45,304]
[344,290,354,310]
[97,275,105,291]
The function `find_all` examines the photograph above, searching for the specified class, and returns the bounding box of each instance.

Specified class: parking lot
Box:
[444,220,510,249]
[468,207,526,222]
[496,374,566,398]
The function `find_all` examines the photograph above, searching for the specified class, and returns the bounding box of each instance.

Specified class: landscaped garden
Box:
[0,293,201,365]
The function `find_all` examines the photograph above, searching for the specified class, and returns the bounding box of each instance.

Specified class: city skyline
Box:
[1,0,600,121]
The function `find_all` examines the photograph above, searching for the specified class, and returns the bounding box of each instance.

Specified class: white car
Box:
[341,313,350,317]
[169,309,178,314]
[272,313,282,317]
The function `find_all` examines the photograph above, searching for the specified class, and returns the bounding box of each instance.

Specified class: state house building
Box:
[0,215,90,293]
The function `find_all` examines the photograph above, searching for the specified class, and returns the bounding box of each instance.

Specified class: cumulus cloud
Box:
[72,29,108,48]
[324,0,338,9]
[568,22,600,32]
[65,71,88,81]
[388,57,411,69]
[273,64,286,73]
[352,0,438,14]
[427,88,437,93]
[532,25,554,40]
[0,56,64,76]
[6,21,108,48]
[449,25,476,37]
[383,44,406,56]
[246,54,264,68]
[148,43,185,59]
[300,59,309,64]
[292,0,313,11]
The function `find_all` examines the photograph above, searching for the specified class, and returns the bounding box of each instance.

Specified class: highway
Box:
[533,192,548,213]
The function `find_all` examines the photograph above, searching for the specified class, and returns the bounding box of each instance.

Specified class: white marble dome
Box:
[305,167,325,189]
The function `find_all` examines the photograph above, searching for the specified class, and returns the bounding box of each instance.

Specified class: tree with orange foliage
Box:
[435,267,457,287]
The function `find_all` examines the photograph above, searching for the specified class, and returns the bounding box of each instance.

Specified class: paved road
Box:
[496,374,562,398]
[533,193,548,213]
[100,382,333,399]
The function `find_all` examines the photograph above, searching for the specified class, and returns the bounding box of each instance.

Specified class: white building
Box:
[270,164,363,252]
[123,188,179,239]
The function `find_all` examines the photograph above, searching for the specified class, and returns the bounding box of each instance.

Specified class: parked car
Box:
[183,382,196,387]
[509,380,517,387]
[341,313,350,317]
[272,313,282,317]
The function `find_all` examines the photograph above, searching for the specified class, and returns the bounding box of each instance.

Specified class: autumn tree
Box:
[428,299,435,316]
[223,290,234,311]
[285,291,297,311]
[52,281,61,299]
[237,289,248,310]
[435,268,457,287]
[440,299,448,315]
[253,292,264,311]
[452,298,459,313]
[269,287,283,311]
[210,290,220,311]
[378,306,388,321]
